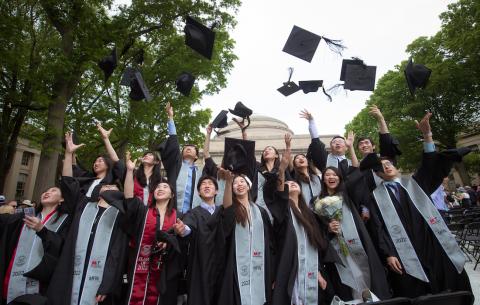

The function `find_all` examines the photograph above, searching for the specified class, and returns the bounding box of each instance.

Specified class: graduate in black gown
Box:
[0,186,71,305]
[265,134,331,305]
[314,166,391,302]
[359,113,472,298]
[173,176,223,305]
[47,132,129,305]
[123,153,181,305]
[216,172,274,305]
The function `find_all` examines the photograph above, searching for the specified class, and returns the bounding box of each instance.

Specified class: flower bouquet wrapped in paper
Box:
[314,195,349,256]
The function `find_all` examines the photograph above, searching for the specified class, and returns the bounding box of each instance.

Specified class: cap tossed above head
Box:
[129,71,152,101]
[211,110,229,130]
[184,16,216,60]
[298,80,323,93]
[404,58,432,96]
[340,58,364,81]
[176,72,196,96]
[229,101,252,119]
[98,48,117,81]
[283,25,346,63]
[277,67,300,96]
[343,60,377,91]
[283,25,321,63]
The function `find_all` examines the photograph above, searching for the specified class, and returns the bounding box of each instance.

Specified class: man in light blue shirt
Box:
[161,102,202,214]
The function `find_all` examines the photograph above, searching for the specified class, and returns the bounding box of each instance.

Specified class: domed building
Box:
[202,114,337,165]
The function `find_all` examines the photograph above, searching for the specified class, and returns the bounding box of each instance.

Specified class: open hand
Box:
[415,112,432,135]
[345,131,355,148]
[299,109,313,121]
[368,105,384,121]
[125,152,136,171]
[96,122,112,140]
[386,256,403,274]
[65,132,85,153]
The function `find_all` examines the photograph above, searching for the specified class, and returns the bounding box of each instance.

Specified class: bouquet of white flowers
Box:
[314,195,349,256]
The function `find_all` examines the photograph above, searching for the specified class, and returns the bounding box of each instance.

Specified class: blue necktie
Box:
[386,182,400,202]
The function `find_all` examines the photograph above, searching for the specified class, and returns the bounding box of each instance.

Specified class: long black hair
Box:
[232,174,253,227]
[150,178,176,217]
[319,166,346,198]
[292,153,319,183]
[260,146,280,173]
[92,155,113,177]
[135,151,162,194]
[289,183,327,251]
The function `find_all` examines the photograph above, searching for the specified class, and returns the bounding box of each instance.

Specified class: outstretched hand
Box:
[415,112,432,135]
[206,124,213,135]
[96,122,112,140]
[125,151,136,171]
[218,167,234,183]
[65,132,85,154]
[279,134,292,171]
[166,102,174,119]
[299,109,313,121]
[368,105,384,121]
[232,117,246,130]
[345,131,355,148]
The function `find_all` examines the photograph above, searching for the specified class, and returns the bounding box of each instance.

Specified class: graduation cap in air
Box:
[211,110,229,134]
[223,137,256,181]
[282,25,346,63]
[277,67,300,96]
[299,80,323,93]
[404,58,432,96]
[229,102,252,130]
[129,71,152,101]
[341,59,377,91]
[176,72,196,96]
[98,48,117,81]
[184,16,216,60]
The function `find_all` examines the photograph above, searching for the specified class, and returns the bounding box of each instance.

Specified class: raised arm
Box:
[277,134,292,191]
[161,102,182,179]
[301,109,328,172]
[369,105,388,134]
[233,118,248,140]
[62,132,85,177]
[203,124,212,159]
[220,168,234,208]
[124,152,136,199]
[346,131,359,167]
[97,122,119,162]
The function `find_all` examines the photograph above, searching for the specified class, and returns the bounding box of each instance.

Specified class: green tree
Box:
[346,0,480,183]
[0,0,240,199]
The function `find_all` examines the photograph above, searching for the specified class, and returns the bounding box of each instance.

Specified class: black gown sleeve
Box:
[160,135,182,193]
[378,133,401,164]
[414,151,447,195]
[220,206,236,238]
[59,176,85,215]
[122,197,146,237]
[307,138,328,173]
[202,157,219,178]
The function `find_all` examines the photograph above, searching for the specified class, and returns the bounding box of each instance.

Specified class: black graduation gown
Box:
[178,205,223,305]
[307,138,354,179]
[216,205,274,305]
[266,187,334,305]
[315,190,391,301]
[0,211,71,303]
[72,161,125,198]
[46,176,129,305]
[364,151,472,298]
[122,197,182,305]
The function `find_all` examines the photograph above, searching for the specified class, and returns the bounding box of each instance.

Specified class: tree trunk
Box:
[32,91,68,201]
[453,162,471,186]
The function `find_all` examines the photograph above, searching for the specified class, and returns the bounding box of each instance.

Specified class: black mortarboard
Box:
[223,138,256,181]
[98,48,117,81]
[129,71,152,101]
[211,110,229,129]
[344,64,377,91]
[404,58,432,96]
[282,25,321,63]
[184,16,216,60]
[277,82,300,96]
[120,67,137,86]
[176,72,195,96]
[229,102,252,119]
[340,58,364,81]
[299,80,323,93]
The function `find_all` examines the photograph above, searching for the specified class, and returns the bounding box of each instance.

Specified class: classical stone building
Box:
[202,114,336,165]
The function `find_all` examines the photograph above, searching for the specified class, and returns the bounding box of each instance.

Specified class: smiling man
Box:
[161,102,203,214]
[173,176,222,305]
[359,113,472,298]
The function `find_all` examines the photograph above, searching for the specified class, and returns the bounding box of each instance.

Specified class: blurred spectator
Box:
[430,178,449,211]
[465,186,477,206]
[454,187,471,207]
[6,200,17,208]
[0,195,5,205]
[18,199,34,209]
[0,205,14,214]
